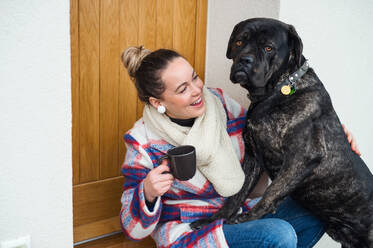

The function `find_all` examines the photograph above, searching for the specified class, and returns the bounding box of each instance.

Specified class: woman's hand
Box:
[143,160,174,203]
[342,124,361,156]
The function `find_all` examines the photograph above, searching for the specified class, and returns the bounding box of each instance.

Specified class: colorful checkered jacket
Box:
[120,88,256,247]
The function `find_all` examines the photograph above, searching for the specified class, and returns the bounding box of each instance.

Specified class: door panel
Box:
[100,0,120,180]
[79,0,100,183]
[71,0,208,243]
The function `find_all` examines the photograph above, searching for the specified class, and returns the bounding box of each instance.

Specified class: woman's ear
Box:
[149,96,162,109]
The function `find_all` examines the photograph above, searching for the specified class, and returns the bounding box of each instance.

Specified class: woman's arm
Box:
[120,133,164,241]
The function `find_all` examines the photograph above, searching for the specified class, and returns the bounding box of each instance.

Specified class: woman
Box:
[119,46,360,248]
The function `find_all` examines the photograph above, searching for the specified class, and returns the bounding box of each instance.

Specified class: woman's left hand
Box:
[342,124,361,156]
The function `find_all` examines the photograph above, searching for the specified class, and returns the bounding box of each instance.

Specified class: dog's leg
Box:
[190,154,263,230]
[226,123,326,224]
[368,223,373,248]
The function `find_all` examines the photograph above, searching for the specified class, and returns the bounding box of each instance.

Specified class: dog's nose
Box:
[240,55,255,65]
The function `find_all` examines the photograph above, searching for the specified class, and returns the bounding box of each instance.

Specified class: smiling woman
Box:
[152,56,206,119]
[122,47,206,120]
[119,46,248,247]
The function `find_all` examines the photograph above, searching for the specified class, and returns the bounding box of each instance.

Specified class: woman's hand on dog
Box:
[342,124,361,156]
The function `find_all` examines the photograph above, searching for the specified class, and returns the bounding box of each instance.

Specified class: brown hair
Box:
[121,46,182,104]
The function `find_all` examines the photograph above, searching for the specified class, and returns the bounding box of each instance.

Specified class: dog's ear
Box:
[288,25,303,67]
[226,22,242,59]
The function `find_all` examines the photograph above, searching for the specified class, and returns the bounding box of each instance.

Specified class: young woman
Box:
[119,46,360,248]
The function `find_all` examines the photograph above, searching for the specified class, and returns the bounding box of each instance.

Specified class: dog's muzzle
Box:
[231,54,255,84]
[232,71,248,84]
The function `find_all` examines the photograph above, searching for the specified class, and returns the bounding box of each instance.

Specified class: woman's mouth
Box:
[190,97,203,107]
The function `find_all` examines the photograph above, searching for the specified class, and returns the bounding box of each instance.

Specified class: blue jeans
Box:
[223,197,325,248]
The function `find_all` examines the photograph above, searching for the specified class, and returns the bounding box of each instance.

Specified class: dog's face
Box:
[227,18,303,98]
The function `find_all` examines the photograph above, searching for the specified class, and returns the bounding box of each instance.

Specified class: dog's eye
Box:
[235,40,243,47]
[265,46,273,52]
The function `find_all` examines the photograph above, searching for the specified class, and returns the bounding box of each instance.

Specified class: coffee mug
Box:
[158,145,196,181]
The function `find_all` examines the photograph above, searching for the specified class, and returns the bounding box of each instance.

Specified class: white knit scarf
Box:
[143,87,245,197]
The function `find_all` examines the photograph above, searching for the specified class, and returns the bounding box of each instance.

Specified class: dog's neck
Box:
[270,54,306,89]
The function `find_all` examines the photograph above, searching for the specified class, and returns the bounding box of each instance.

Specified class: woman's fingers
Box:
[350,140,361,156]
[144,161,175,202]
[154,180,174,195]
[155,162,170,173]
[341,123,361,156]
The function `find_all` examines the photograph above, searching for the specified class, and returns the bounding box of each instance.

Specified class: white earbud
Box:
[157,105,166,114]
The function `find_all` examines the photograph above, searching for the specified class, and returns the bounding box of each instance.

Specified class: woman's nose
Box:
[191,81,202,96]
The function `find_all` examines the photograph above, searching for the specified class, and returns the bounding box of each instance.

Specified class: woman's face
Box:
[157,57,205,119]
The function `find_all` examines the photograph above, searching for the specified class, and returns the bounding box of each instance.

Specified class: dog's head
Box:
[226,18,303,100]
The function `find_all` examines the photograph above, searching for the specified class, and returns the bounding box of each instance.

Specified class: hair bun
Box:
[121,46,152,78]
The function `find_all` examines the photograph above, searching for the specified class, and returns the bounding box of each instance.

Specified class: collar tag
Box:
[281,84,295,95]
[279,61,309,96]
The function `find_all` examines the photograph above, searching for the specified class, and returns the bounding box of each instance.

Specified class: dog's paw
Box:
[224,217,240,225]
[190,219,210,231]
[225,213,257,224]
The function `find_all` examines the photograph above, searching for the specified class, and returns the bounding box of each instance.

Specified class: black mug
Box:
[159,145,196,181]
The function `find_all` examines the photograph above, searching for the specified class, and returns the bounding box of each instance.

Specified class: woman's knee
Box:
[224,218,297,248]
[269,219,298,248]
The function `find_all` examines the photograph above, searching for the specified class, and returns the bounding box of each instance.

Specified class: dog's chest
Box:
[244,101,304,169]
[245,116,284,164]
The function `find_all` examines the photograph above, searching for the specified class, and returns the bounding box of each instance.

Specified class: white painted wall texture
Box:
[0,1,73,247]
[205,0,280,109]
[279,1,373,247]
[206,0,373,247]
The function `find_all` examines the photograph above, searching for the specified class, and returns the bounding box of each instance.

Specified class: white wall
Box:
[206,1,373,247]
[0,1,73,247]
[279,1,373,247]
[205,0,280,109]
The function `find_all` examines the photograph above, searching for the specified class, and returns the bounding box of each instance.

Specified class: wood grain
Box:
[71,0,80,185]
[118,0,139,165]
[73,176,124,227]
[156,0,174,49]
[75,233,156,248]
[74,216,121,243]
[194,0,208,82]
[174,0,197,65]
[72,0,208,243]
[137,0,157,120]
[100,0,120,179]
[79,0,100,183]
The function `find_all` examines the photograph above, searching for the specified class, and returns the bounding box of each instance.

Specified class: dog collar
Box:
[279,61,309,96]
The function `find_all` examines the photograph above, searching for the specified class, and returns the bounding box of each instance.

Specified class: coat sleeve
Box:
[208,87,247,120]
[120,133,162,241]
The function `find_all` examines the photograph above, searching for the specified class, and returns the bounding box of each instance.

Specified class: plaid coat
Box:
[120,88,257,247]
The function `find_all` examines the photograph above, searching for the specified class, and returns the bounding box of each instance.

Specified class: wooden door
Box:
[70,0,208,244]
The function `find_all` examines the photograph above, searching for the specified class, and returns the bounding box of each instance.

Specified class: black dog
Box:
[191,18,373,248]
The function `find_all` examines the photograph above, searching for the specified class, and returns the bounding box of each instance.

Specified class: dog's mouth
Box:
[231,70,250,88]
[231,70,267,95]
[233,71,248,85]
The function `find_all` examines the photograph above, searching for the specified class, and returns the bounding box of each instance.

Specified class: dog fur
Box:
[190,18,373,248]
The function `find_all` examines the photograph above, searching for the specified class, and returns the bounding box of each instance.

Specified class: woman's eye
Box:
[180,86,187,93]
[265,46,273,52]
[193,74,198,80]
[235,40,243,46]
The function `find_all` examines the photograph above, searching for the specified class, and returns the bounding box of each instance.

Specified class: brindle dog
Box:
[190,18,373,248]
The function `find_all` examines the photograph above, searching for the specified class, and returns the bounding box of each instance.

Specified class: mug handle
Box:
[157,155,171,174]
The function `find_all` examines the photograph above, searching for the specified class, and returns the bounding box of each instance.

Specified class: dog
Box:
[190,18,373,248]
